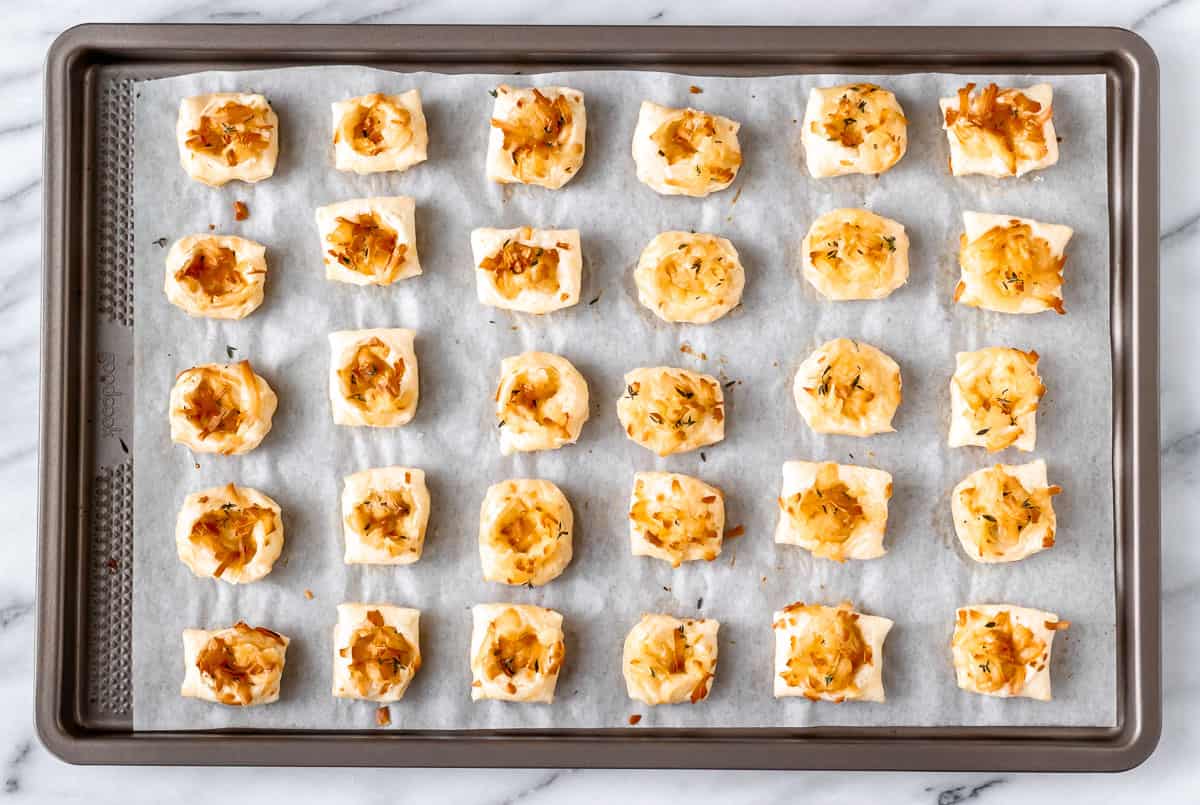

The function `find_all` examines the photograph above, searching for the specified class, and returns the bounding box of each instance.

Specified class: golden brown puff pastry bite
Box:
[177,93,278,186]
[774,461,892,562]
[169,360,277,455]
[634,231,745,324]
[617,367,725,456]
[494,351,589,455]
[773,601,892,702]
[952,460,1060,564]
[801,209,909,301]
[628,472,724,568]
[632,101,742,197]
[328,328,419,428]
[471,226,582,314]
[952,604,1068,700]
[469,603,565,703]
[341,466,431,565]
[332,91,428,175]
[801,83,908,177]
[949,347,1045,452]
[792,339,901,437]
[479,479,573,587]
[941,82,1059,178]
[316,197,421,286]
[164,235,267,319]
[332,603,422,702]
[181,622,289,706]
[486,85,586,189]
[623,614,719,705]
[956,212,1073,315]
[175,484,283,584]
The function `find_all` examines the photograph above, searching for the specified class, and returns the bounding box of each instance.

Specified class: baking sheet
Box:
[131,65,1114,731]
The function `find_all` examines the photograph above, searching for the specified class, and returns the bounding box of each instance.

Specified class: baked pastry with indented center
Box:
[623,614,719,705]
[775,461,892,562]
[949,347,1045,452]
[329,328,419,427]
[952,460,1060,564]
[632,101,742,197]
[629,472,724,567]
[169,360,277,455]
[940,82,1058,177]
[952,604,1068,700]
[316,197,421,286]
[332,90,428,175]
[332,603,422,702]
[617,367,725,456]
[175,483,283,583]
[177,92,279,186]
[479,479,573,586]
[495,351,589,455]
[469,603,565,703]
[956,212,1073,315]
[164,235,267,319]
[471,226,582,314]
[792,339,901,437]
[341,466,431,565]
[486,85,586,189]
[634,231,745,324]
[801,208,908,300]
[181,622,289,706]
[801,83,908,177]
[773,601,892,702]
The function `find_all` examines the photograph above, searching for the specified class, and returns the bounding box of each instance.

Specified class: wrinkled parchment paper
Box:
[132,66,1114,730]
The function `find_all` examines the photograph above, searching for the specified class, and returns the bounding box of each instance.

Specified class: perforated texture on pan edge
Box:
[96,78,134,326]
[87,461,134,716]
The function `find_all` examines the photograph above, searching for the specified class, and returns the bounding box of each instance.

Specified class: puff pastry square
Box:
[169,360,277,455]
[332,91,428,175]
[632,101,742,197]
[773,602,892,702]
[341,466,431,565]
[634,231,745,324]
[629,472,724,567]
[332,603,422,702]
[316,197,421,286]
[486,85,586,188]
[801,208,909,300]
[623,614,719,705]
[617,366,725,456]
[181,622,289,706]
[952,604,1067,700]
[176,92,279,186]
[956,212,1073,315]
[471,226,582,314]
[952,460,1060,564]
[469,603,565,703]
[940,82,1059,178]
[949,347,1045,452]
[479,479,573,586]
[329,328,420,427]
[176,483,284,584]
[792,339,901,437]
[801,83,908,177]
[164,235,267,320]
[494,351,589,455]
[775,461,892,562]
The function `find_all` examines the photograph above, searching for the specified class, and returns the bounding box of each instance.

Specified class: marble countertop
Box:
[6,1,1196,802]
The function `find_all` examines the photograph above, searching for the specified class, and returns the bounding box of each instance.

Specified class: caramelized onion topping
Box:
[959,466,1059,558]
[189,495,276,576]
[956,350,1043,451]
[326,213,405,282]
[955,609,1045,693]
[478,237,561,299]
[183,371,244,438]
[944,82,1050,174]
[195,622,285,706]
[491,90,575,181]
[185,101,273,167]
[630,477,721,562]
[347,488,416,553]
[341,610,419,697]
[959,222,1065,313]
[650,110,741,184]
[780,607,870,697]
[624,371,724,444]
[652,238,736,304]
[338,338,407,413]
[808,219,896,287]
[339,95,413,157]
[501,365,570,436]
[802,347,879,423]
[781,463,865,550]
[176,243,245,299]
[482,609,560,682]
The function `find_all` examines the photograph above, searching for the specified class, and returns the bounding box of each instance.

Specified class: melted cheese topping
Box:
[494,351,589,455]
[952,461,1060,563]
[950,347,1044,452]
[958,219,1068,314]
[479,479,573,587]
[470,604,565,703]
[943,83,1055,177]
[951,606,1064,699]
[341,467,430,565]
[772,602,892,702]
[633,101,742,197]
[802,209,909,300]
[629,472,725,567]
[169,361,277,455]
[176,93,278,186]
[792,339,901,437]
[623,614,719,705]
[802,83,908,177]
[617,367,725,457]
[342,610,421,699]
[329,329,419,428]
[775,461,891,561]
[488,85,585,187]
[634,231,745,324]
[165,235,268,320]
[185,622,288,707]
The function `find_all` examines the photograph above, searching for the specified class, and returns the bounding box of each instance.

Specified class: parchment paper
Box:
[132,66,1114,730]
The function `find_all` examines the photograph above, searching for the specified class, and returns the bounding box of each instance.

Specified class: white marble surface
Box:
[5,0,1196,801]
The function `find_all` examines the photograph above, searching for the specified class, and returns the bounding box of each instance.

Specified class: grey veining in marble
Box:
[6,1,1197,801]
